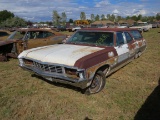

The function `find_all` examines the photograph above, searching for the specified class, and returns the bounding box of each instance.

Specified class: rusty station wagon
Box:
[0,28,66,61]
[18,28,146,94]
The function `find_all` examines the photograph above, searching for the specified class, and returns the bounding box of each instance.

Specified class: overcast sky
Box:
[0,0,159,22]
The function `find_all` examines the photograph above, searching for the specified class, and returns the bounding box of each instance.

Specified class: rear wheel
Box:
[84,71,106,95]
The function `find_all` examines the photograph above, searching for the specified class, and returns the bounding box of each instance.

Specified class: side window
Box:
[130,30,142,40]
[29,31,37,39]
[124,32,132,43]
[14,31,25,39]
[36,31,44,38]
[44,32,54,38]
[116,32,125,46]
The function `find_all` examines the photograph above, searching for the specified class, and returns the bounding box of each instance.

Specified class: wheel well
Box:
[96,64,110,75]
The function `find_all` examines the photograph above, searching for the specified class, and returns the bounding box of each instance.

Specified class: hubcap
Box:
[89,74,102,93]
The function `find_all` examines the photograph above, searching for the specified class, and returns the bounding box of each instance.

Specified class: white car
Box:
[72,26,81,32]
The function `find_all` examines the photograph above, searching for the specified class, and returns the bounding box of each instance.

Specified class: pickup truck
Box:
[18,28,146,94]
[130,22,152,32]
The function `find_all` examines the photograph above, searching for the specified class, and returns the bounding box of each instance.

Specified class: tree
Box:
[101,14,106,20]
[0,10,14,23]
[131,15,138,21]
[137,14,142,21]
[1,16,26,28]
[61,12,67,26]
[95,14,100,21]
[107,14,111,20]
[52,10,61,26]
[68,19,73,23]
[126,16,130,20]
[156,13,160,20]
[26,21,33,27]
[91,14,95,21]
[117,16,122,22]
[109,14,115,21]
[80,12,86,20]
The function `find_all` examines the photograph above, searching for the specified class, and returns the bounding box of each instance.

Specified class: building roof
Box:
[91,20,114,25]
[81,28,138,32]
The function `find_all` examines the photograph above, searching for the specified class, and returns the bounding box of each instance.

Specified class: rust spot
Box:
[72,47,99,54]
[138,41,142,47]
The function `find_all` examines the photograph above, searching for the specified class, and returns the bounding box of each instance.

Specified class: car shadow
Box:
[31,74,84,94]
[134,78,160,120]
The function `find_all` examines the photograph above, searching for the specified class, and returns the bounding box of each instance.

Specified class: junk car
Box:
[18,28,146,94]
[0,28,66,61]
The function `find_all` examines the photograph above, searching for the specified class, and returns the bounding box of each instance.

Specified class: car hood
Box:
[0,40,15,46]
[18,44,104,66]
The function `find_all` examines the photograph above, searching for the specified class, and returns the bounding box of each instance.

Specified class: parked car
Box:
[67,26,82,32]
[18,28,146,94]
[117,23,130,28]
[56,26,67,31]
[0,30,9,36]
[130,22,152,32]
[0,28,66,61]
[151,22,160,28]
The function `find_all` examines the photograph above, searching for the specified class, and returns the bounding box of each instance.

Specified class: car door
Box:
[129,30,146,53]
[123,32,136,59]
[26,31,48,49]
[114,32,129,64]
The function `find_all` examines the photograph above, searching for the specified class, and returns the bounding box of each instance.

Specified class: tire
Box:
[84,71,106,95]
[134,52,139,59]
[138,51,142,57]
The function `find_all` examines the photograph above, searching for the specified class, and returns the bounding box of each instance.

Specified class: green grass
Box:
[0,28,160,120]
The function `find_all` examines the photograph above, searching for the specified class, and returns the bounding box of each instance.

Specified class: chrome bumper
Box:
[20,65,92,89]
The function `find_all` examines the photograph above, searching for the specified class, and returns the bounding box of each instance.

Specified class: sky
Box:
[0,0,159,22]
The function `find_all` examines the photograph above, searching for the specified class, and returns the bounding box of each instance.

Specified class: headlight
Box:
[19,58,24,66]
[65,68,85,80]
[78,70,85,79]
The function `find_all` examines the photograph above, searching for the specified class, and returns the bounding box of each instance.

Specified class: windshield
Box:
[7,31,25,40]
[67,31,114,46]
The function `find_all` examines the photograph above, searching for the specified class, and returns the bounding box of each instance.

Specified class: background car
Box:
[56,26,67,31]
[151,22,160,28]
[0,28,66,61]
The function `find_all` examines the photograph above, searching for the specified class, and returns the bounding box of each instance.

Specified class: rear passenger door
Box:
[114,32,129,64]
[123,32,136,58]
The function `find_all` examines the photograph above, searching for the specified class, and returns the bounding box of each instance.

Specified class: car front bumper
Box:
[20,65,92,89]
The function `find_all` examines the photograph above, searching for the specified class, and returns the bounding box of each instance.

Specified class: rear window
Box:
[130,30,142,40]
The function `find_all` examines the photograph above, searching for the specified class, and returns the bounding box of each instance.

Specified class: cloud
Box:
[95,0,111,7]
[0,0,159,22]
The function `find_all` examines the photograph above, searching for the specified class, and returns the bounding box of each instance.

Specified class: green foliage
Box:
[0,16,27,28]
[80,12,86,20]
[91,14,95,22]
[61,12,67,26]
[0,10,14,23]
[101,14,106,20]
[95,14,100,21]
[52,10,61,26]
[156,13,160,20]
[68,19,73,23]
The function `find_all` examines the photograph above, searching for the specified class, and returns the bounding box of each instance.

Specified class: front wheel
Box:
[84,71,106,95]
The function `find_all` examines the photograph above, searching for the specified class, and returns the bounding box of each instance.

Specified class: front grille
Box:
[24,59,63,74]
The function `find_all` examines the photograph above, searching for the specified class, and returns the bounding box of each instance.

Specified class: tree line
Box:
[0,10,160,28]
